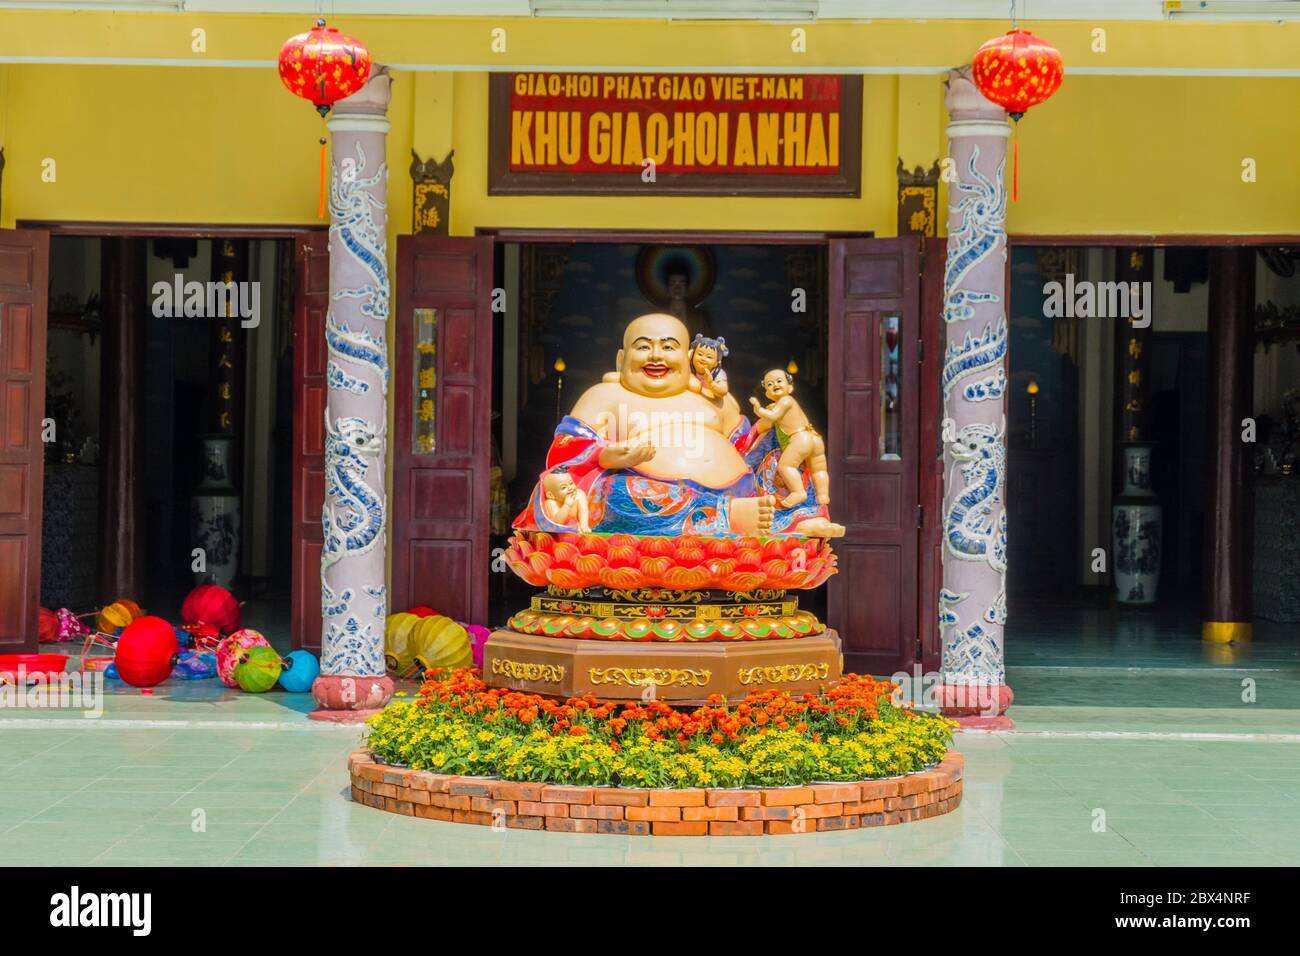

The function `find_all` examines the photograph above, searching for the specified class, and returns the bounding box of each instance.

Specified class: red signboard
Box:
[488,72,861,196]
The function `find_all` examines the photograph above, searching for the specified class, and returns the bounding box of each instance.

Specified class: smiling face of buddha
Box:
[617,313,692,397]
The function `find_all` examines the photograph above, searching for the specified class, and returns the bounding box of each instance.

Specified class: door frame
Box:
[17,219,325,639]
[480,226,936,671]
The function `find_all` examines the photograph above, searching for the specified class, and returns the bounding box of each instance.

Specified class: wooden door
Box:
[0,229,49,653]
[290,236,329,651]
[918,236,946,673]
[391,236,494,625]
[827,237,921,676]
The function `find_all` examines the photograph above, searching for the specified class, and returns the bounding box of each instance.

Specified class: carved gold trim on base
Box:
[588,667,712,688]
[737,662,830,685]
[490,658,566,683]
[1202,621,1253,644]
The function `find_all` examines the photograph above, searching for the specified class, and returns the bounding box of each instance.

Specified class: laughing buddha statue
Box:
[514,313,844,539]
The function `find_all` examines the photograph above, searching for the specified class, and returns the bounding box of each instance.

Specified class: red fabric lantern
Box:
[407,605,439,618]
[114,616,179,688]
[972,29,1063,119]
[278,19,372,118]
[38,608,59,644]
[181,584,241,635]
[972,29,1063,202]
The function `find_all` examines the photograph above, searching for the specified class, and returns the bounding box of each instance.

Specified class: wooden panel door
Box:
[827,237,921,676]
[291,236,329,651]
[392,236,494,625]
[0,229,49,652]
[918,236,947,673]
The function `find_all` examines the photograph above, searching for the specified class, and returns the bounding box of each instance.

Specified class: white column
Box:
[310,66,394,719]
[937,67,1013,723]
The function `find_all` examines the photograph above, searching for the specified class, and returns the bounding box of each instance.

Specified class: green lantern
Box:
[234,645,282,693]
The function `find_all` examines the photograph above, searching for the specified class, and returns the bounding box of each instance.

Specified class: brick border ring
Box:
[349,750,963,835]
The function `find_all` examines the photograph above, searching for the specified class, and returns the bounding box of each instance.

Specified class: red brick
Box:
[648,790,707,808]
[766,820,818,835]
[408,789,432,805]
[569,804,624,820]
[682,805,738,822]
[541,785,594,805]
[519,800,568,818]
[350,785,366,803]
[761,787,813,807]
[899,773,939,797]
[886,794,921,811]
[808,783,861,804]
[448,777,494,797]
[546,817,598,833]
[470,797,516,815]
[491,782,542,802]
[413,804,454,821]
[797,802,843,819]
[383,768,413,786]
[740,806,792,821]
[370,782,398,799]
[652,821,708,836]
[859,779,900,800]
[626,805,681,822]
[358,765,385,783]
[431,794,472,811]
[594,789,648,807]
[860,812,886,827]
[452,809,493,826]
[706,790,760,807]
[709,821,764,836]
[505,815,544,830]
[598,819,651,835]
[844,798,885,815]
[817,814,862,831]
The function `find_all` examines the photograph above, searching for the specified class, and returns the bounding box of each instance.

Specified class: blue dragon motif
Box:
[942,318,1008,401]
[943,145,1006,325]
[321,412,386,576]
[330,141,390,324]
[944,421,1006,566]
[326,313,390,394]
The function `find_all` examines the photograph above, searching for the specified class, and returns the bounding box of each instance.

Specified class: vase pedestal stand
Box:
[483,629,842,706]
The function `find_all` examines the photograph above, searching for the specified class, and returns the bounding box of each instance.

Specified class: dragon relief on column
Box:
[942,145,1008,405]
[330,140,391,325]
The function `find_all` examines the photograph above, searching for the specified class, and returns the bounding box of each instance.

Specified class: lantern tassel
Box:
[1012,123,1020,203]
[318,137,328,219]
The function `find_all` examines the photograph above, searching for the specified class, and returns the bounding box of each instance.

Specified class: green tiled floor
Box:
[0,725,1296,866]
[3,601,1294,865]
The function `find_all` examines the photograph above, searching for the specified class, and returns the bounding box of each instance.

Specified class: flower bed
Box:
[364,668,955,789]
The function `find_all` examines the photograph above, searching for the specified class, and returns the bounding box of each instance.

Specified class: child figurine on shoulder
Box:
[688,334,729,400]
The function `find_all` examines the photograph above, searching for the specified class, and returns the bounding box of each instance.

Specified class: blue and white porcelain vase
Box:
[1112,442,1162,605]
[191,434,241,588]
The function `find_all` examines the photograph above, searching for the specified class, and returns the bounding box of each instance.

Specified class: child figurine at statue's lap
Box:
[688,334,729,400]
[540,465,591,533]
[750,368,831,509]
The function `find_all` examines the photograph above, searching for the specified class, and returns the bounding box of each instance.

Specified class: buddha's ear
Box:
[615,348,624,369]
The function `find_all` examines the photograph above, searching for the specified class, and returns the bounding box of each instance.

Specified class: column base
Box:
[309,674,394,722]
[1202,621,1252,644]
[937,683,1014,730]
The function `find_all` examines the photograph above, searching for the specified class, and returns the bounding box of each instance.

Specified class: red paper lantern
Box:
[972,29,1063,120]
[181,584,241,635]
[278,19,372,118]
[38,608,58,644]
[114,616,179,688]
[408,605,439,618]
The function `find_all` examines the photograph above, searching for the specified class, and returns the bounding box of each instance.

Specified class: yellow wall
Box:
[1,10,1298,240]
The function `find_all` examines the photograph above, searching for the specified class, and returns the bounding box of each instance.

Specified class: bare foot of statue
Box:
[779,490,808,508]
[791,516,846,538]
[729,494,776,535]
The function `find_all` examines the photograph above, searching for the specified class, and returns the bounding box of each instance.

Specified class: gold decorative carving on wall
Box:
[410,149,455,236]
[896,159,939,238]
[588,667,712,688]
[737,662,830,685]
[490,658,565,684]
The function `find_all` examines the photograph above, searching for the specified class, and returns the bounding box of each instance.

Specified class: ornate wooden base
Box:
[483,628,843,705]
